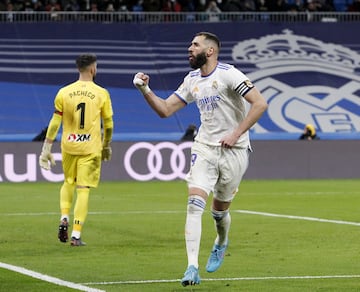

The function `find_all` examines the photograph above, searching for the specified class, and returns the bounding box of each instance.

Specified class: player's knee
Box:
[187,195,206,214]
[62,181,75,192]
[211,208,229,222]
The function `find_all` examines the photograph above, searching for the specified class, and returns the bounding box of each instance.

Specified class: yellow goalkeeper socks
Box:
[72,187,90,238]
[60,182,75,218]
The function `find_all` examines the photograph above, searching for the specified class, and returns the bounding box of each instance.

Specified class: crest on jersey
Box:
[232,29,360,134]
[212,81,218,89]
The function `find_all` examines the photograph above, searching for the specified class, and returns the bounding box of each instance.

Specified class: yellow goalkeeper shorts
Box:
[62,151,102,188]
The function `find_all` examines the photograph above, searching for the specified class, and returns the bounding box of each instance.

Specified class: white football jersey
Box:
[175,62,254,148]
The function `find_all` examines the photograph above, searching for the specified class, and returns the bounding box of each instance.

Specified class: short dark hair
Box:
[195,32,221,50]
[76,53,97,71]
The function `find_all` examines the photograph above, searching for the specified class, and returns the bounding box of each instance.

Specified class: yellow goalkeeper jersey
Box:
[54,80,113,155]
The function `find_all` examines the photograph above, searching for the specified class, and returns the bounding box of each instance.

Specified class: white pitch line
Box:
[83,274,360,285]
[234,210,360,226]
[0,262,105,292]
[0,211,183,216]
[2,210,360,227]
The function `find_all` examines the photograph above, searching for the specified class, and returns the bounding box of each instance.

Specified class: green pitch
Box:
[1,179,360,291]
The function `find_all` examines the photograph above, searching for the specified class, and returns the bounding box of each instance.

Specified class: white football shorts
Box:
[185,141,250,202]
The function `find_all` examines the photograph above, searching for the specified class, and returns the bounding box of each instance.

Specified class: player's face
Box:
[188,36,208,69]
[189,52,207,69]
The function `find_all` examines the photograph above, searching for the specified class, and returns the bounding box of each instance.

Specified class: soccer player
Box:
[39,53,114,246]
[133,32,267,286]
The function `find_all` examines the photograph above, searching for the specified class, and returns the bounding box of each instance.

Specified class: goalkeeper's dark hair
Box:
[195,32,221,51]
[76,53,97,72]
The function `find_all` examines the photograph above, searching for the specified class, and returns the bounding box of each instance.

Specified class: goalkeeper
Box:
[39,53,113,246]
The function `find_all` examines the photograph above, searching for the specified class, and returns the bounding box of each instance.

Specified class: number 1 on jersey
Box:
[77,102,85,129]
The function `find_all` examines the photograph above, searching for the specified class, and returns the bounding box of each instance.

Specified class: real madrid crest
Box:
[232,29,360,135]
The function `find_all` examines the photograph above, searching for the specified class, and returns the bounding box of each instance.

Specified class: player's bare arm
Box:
[133,72,185,118]
[220,87,268,148]
[144,93,185,118]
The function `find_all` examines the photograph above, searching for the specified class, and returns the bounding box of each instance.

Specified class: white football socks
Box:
[185,195,206,269]
[71,231,81,239]
[212,209,231,247]
[60,215,69,222]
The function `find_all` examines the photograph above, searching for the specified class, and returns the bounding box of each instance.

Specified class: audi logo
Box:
[124,141,193,181]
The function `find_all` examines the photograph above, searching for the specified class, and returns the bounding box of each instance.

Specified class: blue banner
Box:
[1,22,359,139]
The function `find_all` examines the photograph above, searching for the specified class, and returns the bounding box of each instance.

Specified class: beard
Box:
[189,52,207,69]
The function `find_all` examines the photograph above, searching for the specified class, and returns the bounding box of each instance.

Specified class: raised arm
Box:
[133,72,186,118]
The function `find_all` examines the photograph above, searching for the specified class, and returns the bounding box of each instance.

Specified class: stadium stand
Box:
[0,11,360,22]
[0,0,359,13]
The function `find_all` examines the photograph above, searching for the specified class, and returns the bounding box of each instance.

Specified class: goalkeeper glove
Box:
[133,72,151,95]
[102,146,112,161]
[39,141,55,170]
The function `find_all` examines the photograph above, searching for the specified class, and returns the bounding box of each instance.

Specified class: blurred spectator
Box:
[117,0,132,21]
[304,0,334,11]
[90,1,98,10]
[194,0,206,11]
[63,0,80,10]
[192,0,207,20]
[299,124,320,140]
[6,0,14,21]
[256,0,269,11]
[33,127,49,141]
[23,0,34,11]
[46,0,62,11]
[288,0,305,11]
[34,0,46,11]
[239,0,256,10]
[12,0,24,10]
[161,0,182,11]
[305,0,319,11]
[132,0,144,10]
[105,2,115,10]
[77,0,90,10]
[205,0,221,21]
[181,124,198,141]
